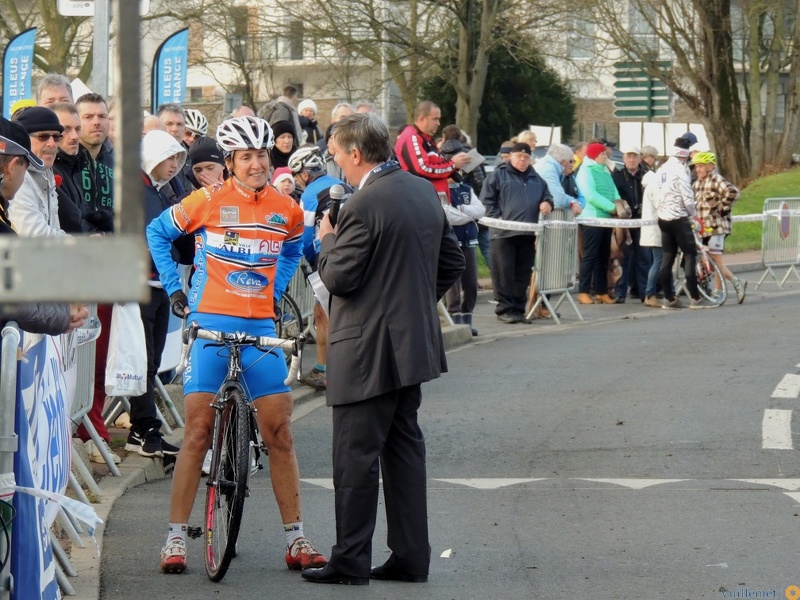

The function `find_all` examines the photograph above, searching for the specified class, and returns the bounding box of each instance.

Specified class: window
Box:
[568,17,595,59]
[289,20,303,60]
[628,2,659,56]
[228,6,249,63]
[188,87,203,103]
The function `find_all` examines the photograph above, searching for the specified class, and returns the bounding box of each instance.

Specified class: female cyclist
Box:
[147,116,327,574]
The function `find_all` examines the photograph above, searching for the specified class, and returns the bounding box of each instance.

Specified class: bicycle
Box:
[176,321,304,582]
[274,291,305,367]
[673,217,727,306]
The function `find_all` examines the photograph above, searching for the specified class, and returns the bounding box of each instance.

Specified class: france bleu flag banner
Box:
[151,28,189,113]
[2,28,36,118]
[12,333,77,600]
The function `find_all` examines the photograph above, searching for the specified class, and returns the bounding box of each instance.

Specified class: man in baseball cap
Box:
[9,107,67,237]
[0,116,44,170]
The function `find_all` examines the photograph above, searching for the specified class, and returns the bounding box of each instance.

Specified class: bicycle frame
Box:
[673,221,727,305]
[176,321,304,581]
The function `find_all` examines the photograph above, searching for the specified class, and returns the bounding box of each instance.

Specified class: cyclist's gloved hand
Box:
[170,290,189,318]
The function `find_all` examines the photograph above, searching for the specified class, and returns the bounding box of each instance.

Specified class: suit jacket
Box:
[317,163,465,406]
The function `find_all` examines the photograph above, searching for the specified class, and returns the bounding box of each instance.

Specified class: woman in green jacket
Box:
[575,142,620,304]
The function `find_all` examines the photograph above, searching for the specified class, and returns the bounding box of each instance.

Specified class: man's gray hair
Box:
[641,145,659,158]
[36,74,73,103]
[331,113,392,164]
[547,144,574,163]
[331,102,355,122]
[156,103,185,117]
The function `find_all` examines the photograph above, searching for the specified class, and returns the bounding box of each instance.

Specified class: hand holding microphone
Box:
[329,184,345,227]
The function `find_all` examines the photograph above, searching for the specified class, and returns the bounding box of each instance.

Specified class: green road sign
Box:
[614,89,669,99]
[613,60,672,70]
[613,99,670,109]
[614,108,671,119]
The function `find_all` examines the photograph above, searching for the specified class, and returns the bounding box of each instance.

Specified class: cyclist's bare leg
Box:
[252,391,302,522]
[169,392,215,522]
[314,303,328,366]
[709,252,735,287]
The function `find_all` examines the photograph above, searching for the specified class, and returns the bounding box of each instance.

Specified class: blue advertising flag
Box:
[3,28,37,118]
[151,28,189,113]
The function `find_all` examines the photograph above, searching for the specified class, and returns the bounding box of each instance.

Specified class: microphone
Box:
[329,184,345,227]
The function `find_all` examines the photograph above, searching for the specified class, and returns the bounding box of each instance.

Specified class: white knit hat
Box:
[297,99,317,115]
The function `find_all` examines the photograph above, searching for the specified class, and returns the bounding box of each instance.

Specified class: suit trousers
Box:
[329,384,430,578]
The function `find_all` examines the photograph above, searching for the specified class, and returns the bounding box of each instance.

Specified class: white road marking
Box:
[762,409,793,449]
[578,478,687,489]
[440,549,452,558]
[301,478,335,489]
[301,478,800,497]
[771,374,800,398]
[733,479,800,491]
[705,563,728,568]
[433,478,545,489]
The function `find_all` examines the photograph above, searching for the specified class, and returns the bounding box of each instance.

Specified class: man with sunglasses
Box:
[8,106,67,237]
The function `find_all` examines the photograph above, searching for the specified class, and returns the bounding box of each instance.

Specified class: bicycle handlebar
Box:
[175,321,305,387]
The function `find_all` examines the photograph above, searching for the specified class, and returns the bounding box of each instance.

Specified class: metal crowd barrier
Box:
[70,332,104,498]
[756,197,800,289]
[0,323,20,600]
[525,209,582,325]
[286,260,316,321]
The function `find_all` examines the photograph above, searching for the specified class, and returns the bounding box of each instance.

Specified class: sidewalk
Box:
[65,250,768,598]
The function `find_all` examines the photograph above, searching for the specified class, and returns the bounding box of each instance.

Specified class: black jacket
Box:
[480,162,554,239]
[53,148,92,233]
[612,165,646,218]
[143,173,194,282]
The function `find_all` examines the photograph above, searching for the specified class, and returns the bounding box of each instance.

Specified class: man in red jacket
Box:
[394,101,470,197]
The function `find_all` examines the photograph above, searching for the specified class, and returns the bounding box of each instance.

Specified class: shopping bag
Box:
[105,302,147,396]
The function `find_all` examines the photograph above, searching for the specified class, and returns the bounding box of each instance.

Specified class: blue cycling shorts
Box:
[182,313,290,400]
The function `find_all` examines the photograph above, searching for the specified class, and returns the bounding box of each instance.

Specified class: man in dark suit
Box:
[301,113,465,586]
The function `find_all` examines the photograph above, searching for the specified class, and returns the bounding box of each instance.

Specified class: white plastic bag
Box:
[105,302,147,396]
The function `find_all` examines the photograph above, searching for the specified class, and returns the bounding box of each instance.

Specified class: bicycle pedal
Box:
[186,526,203,539]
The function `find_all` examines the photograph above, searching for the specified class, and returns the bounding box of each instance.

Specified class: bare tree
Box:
[590,0,800,182]
[741,0,800,174]
[0,0,92,79]
[276,0,566,146]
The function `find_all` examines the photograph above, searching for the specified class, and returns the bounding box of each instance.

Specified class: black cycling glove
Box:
[170,290,188,319]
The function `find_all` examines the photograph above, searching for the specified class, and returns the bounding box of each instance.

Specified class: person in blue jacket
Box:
[287,145,352,390]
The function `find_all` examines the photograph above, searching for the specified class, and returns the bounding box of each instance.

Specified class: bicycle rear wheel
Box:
[204,386,250,582]
[696,254,726,305]
[275,292,303,367]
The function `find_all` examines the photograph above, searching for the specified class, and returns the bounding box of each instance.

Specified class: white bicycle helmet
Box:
[184,108,208,136]
[216,116,275,154]
[288,145,325,174]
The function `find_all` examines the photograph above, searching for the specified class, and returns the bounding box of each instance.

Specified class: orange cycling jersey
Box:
[147,178,304,320]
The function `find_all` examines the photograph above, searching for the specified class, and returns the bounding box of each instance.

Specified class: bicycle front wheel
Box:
[204,386,251,582]
[696,254,726,305]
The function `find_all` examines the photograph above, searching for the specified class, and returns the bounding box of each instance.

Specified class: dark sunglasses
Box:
[32,132,63,142]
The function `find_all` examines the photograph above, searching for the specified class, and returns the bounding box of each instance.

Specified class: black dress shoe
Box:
[496,313,518,324]
[301,564,369,585]
[509,313,533,324]
[370,560,428,582]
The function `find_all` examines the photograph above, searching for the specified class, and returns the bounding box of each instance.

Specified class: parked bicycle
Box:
[176,321,304,582]
[673,217,727,306]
